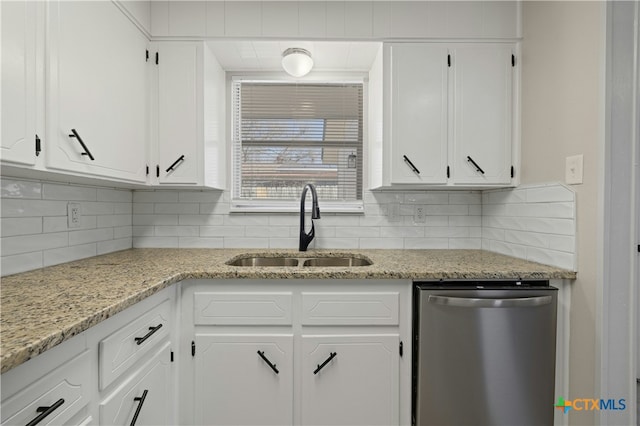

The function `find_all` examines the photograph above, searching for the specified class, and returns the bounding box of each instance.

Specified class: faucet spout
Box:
[299,183,320,251]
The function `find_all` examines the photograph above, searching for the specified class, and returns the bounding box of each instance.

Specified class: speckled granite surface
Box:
[0,248,575,373]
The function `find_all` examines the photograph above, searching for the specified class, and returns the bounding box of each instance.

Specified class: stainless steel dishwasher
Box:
[413,280,558,426]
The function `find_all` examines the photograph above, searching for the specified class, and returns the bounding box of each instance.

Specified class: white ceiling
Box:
[207,41,381,72]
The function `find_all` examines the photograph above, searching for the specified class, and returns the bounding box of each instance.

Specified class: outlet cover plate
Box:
[565,154,584,185]
[68,203,81,228]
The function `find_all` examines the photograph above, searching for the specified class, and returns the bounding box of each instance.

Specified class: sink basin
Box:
[226,257,299,267]
[226,254,373,267]
[302,257,372,267]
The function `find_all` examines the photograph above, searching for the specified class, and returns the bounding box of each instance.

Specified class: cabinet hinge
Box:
[35,134,41,157]
[146,49,149,62]
[399,341,404,357]
[512,54,516,67]
[511,166,515,178]
[446,166,450,178]
[155,52,159,65]
[447,54,451,67]
[171,351,174,362]
[191,341,195,357]
[156,165,160,178]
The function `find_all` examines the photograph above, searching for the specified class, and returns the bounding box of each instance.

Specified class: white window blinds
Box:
[232,80,363,208]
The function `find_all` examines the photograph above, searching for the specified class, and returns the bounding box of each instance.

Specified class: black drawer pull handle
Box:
[25,398,65,426]
[466,156,485,174]
[134,324,162,345]
[130,389,148,426]
[257,350,279,374]
[402,155,420,175]
[68,129,95,161]
[313,352,337,375]
[166,155,185,173]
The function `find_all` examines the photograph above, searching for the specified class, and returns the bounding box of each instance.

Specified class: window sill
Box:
[230,200,364,214]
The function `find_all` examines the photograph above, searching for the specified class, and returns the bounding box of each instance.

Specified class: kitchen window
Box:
[231,79,364,213]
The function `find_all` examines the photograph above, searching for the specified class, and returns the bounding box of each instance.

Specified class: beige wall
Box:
[522,2,605,425]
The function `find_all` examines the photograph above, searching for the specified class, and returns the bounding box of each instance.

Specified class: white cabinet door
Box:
[46,1,148,183]
[99,343,173,426]
[155,43,201,185]
[450,44,514,185]
[194,334,294,425]
[301,334,400,426]
[1,0,39,166]
[388,44,448,184]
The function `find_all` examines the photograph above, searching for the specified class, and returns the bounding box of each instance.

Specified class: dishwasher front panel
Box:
[413,286,558,426]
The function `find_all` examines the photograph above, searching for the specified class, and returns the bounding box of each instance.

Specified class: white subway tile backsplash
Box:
[155,225,199,237]
[42,183,97,201]
[2,232,69,256]
[2,199,68,217]
[43,215,97,233]
[1,217,43,237]
[179,214,224,226]
[482,183,576,270]
[1,178,575,275]
[97,188,132,203]
[200,226,245,237]
[154,203,199,215]
[97,238,132,255]
[133,236,179,248]
[1,252,43,275]
[69,228,114,246]
[133,215,178,226]
[1,178,133,276]
[1,179,42,199]
[133,191,179,203]
[44,243,97,267]
[179,237,224,248]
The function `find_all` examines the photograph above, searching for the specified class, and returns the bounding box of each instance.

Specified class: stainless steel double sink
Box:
[226,255,372,267]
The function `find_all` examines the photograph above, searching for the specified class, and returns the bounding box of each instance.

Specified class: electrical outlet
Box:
[68,203,81,228]
[565,154,584,185]
[414,205,426,223]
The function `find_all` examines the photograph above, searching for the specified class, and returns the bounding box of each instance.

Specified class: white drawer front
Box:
[1,350,91,426]
[194,292,293,325]
[99,299,171,390]
[301,292,400,325]
[100,343,173,426]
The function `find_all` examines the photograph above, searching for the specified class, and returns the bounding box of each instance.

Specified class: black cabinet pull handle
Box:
[466,156,485,174]
[166,155,185,173]
[257,350,279,374]
[35,134,41,157]
[25,398,65,426]
[130,390,148,426]
[134,324,162,345]
[402,155,420,175]
[313,352,337,375]
[68,129,95,161]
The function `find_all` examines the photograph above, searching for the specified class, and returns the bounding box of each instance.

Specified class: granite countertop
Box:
[0,248,576,374]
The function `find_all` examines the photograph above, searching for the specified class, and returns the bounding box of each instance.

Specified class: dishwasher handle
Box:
[427,295,552,308]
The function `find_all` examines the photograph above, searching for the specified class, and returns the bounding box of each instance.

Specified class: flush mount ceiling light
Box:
[281,48,313,77]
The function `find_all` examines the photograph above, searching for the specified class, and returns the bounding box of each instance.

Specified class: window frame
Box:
[229,74,367,214]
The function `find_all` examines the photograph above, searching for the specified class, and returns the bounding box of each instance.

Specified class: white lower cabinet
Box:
[194,334,294,425]
[99,343,173,426]
[301,335,400,426]
[180,279,411,426]
[1,348,92,426]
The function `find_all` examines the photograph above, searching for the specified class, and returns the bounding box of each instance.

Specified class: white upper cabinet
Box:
[387,44,449,185]
[151,42,225,188]
[1,1,40,166]
[46,0,148,184]
[450,44,514,185]
[371,42,517,189]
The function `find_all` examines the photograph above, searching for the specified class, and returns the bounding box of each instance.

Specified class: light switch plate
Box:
[565,154,584,185]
